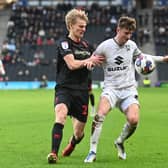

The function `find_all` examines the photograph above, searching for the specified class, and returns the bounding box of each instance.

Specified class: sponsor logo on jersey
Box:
[107,66,128,71]
[74,50,91,58]
[61,41,69,49]
[114,56,124,65]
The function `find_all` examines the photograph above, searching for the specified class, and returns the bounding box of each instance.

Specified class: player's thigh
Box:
[55,103,68,124]
[70,90,89,123]
[97,96,111,116]
[54,89,70,123]
[100,88,118,114]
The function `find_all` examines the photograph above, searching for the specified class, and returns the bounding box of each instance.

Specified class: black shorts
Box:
[54,88,89,123]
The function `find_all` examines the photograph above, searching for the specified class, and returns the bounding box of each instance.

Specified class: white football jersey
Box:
[95,38,141,89]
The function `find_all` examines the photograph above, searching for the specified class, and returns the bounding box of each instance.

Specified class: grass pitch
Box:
[0,88,168,168]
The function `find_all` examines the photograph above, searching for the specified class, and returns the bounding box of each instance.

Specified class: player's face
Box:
[69,18,87,41]
[117,27,133,45]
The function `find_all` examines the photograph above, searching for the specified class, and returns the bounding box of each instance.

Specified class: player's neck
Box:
[114,36,124,46]
[68,34,81,43]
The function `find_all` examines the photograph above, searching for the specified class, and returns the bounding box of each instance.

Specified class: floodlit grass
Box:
[0,88,168,168]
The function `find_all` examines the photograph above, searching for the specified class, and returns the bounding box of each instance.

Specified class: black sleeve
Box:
[58,40,73,59]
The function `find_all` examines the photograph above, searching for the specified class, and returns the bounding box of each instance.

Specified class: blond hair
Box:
[118,16,136,31]
[65,8,88,31]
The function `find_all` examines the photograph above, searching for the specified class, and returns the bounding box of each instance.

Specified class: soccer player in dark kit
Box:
[47,8,105,164]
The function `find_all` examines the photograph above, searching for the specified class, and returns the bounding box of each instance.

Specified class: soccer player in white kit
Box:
[84,16,168,162]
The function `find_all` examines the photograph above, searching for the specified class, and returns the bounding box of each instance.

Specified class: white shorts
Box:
[101,86,139,112]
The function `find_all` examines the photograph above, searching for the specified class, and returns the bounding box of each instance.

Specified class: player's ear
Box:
[116,27,120,34]
[69,23,73,31]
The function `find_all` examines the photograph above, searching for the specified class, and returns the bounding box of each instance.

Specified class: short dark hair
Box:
[118,16,136,31]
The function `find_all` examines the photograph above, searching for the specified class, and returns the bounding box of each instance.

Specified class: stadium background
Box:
[1,1,168,168]
[0,0,168,89]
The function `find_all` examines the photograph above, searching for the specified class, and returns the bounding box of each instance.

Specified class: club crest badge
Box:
[125,45,130,51]
[61,41,69,49]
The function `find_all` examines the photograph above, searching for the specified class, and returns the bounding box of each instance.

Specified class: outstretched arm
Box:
[85,54,105,70]
[63,53,105,70]
[162,55,168,62]
[141,53,168,63]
